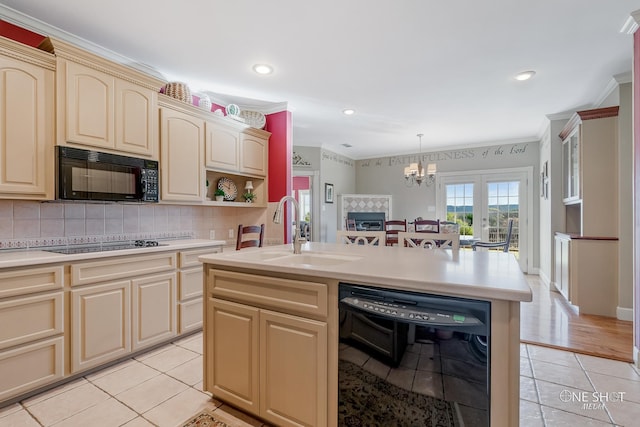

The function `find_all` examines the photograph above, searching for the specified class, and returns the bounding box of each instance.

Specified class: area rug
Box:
[180,411,230,427]
[338,360,461,427]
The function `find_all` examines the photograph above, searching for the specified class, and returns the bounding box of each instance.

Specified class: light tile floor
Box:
[1,332,639,426]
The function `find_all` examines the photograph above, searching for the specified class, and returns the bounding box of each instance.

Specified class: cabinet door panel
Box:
[160,107,204,201]
[206,121,240,171]
[0,57,53,197]
[132,272,177,350]
[0,336,64,402]
[260,310,327,427]
[208,298,259,413]
[116,80,157,157]
[0,291,63,350]
[66,61,114,148]
[71,280,131,373]
[240,134,267,176]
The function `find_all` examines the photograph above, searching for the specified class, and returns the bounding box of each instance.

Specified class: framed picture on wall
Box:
[325,183,334,203]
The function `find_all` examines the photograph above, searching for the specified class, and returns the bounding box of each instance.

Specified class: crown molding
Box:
[0,4,166,79]
[621,11,640,34]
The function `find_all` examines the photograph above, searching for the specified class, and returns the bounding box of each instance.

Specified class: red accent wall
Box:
[634,29,640,347]
[265,110,292,240]
[0,20,45,47]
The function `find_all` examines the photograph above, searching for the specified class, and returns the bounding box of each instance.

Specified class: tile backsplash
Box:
[0,200,279,249]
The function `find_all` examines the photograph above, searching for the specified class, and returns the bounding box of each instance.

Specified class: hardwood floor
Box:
[520,275,634,362]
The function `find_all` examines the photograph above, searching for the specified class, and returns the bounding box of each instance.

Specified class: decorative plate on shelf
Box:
[217,177,237,201]
[239,110,266,129]
[226,103,241,116]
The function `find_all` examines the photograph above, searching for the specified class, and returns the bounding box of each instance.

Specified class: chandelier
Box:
[404,133,436,187]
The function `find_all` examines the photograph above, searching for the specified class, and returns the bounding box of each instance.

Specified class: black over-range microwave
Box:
[56,146,159,202]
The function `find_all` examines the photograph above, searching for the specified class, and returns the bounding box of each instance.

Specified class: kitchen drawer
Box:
[179,246,222,268]
[208,269,328,319]
[71,252,176,286]
[179,268,203,300]
[0,265,63,299]
[0,291,63,350]
[0,336,64,402]
[178,299,203,333]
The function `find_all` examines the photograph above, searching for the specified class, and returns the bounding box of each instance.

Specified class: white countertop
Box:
[0,239,226,269]
[199,242,532,303]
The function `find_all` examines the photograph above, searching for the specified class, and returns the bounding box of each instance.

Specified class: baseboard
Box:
[617,306,633,321]
[538,270,551,287]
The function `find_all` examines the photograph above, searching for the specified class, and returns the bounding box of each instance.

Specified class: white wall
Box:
[320,150,356,243]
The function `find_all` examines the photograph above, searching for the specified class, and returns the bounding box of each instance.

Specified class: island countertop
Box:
[199,242,532,302]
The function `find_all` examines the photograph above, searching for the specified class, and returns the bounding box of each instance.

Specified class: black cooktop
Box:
[44,240,167,254]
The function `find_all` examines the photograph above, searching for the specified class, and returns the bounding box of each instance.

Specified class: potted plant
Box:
[243,192,256,203]
[214,188,225,202]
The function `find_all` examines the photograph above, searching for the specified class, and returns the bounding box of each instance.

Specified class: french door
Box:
[436,168,531,272]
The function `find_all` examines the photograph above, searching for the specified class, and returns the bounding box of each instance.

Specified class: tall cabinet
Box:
[554,107,619,317]
[0,37,55,200]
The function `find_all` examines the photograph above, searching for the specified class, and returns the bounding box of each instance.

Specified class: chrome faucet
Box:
[273,195,305,254]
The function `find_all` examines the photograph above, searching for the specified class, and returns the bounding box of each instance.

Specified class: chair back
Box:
[414,219,440,233]
[384,219,407,246]
[398,232,460,250]
[336,230,386,246]
[236,224,265,250]
[345,219,357,231]
[471,218,514,252]
[439,221,460,234]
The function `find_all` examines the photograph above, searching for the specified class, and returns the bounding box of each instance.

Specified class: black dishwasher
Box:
[338,283,490,427]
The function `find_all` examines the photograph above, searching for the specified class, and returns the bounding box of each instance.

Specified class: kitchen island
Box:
[200,242,531,427]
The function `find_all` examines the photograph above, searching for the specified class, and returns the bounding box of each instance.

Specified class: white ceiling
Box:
[2,1,639,159]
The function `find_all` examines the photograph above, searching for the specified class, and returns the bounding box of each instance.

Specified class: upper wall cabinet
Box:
[559,106,619,237]
[205,119,269,178]
[159,99,205,202]
[39,37,164,160]
[0,37,55,200]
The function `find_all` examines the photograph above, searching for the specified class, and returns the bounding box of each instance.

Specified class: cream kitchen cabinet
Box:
[69,252,177,373]
[559,106,619,237]
[553,233,618,317]
[205,120,241,172]
[0,265,64,402]
[177,246,222,333]
[205,269,328,427]
[239,131,268,177]
[0,37,55,200]
[39,37,163,159]
[205,119,269,178]
[159,102,206,202]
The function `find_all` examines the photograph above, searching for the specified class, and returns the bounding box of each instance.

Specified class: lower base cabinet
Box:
[0,336,64,402]
[132,272,177,350]
[71,280,132,373]
[205,269,330,427]
[208,298,327,427]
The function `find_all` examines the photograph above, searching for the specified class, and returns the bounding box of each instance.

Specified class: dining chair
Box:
[472,218,514,252]
[345,219,357,231]
[414,219,440,233]
[398,232,460,250]
[439,221,460,234]
[384,219,407,246]
[236,224,265,250]
[336,230,386,246]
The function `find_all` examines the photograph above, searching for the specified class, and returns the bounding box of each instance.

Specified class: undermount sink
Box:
[231,251,293,261]
[269,252,362,267]
[232,250,361,267]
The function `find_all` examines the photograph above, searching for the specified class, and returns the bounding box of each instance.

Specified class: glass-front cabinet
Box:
[562,128,580,203]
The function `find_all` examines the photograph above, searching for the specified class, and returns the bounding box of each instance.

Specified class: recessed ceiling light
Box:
[342,109,355,115]
[515,70,536,81]
[253,64,273,75]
